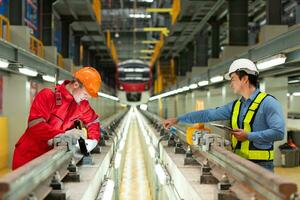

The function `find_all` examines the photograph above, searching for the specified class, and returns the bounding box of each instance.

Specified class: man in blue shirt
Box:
[163,58,285,171]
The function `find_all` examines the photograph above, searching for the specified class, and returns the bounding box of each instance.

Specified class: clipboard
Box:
[210,123,234,132]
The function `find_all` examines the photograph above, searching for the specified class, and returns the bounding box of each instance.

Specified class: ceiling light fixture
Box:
[210,75,224,83]
[256,54,287,70]
[19,67,38,77]
[0,58,9,68]
[198,80,209,87]
[42,75,56,82]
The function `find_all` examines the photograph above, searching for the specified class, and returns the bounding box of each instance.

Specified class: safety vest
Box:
[231,92,274,161]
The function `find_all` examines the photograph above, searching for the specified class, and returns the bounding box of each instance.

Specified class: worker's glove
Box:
[75,139,98,153]
[65,128,86,140]
[48,129,86,148]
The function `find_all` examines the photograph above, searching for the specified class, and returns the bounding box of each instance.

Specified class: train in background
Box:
[116,59,152,105]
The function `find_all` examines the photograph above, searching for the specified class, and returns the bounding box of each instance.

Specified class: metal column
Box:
[178,51,187,76]
[40,0,54,45]
[82,44,89,66]
[74,35,81,65]
[186,42,194,71]
[266,0,282,25]
[61,18,73,58]
[195,31,208,66]
[88,50,96,67]
[210,17,220,58]
[9,0,24,25]
[228,0,248,46]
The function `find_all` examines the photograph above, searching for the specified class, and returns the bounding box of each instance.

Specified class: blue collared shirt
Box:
[177,89,285,149]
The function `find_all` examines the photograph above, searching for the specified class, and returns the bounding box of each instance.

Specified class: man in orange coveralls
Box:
[12,67,102,169]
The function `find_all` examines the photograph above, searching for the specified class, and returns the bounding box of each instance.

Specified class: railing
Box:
[30,35,44,58]
[57,53,64,68]
[140,110,298,200]
[0,15,10,41]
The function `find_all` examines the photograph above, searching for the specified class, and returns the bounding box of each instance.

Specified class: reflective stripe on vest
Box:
[231,92,274,160]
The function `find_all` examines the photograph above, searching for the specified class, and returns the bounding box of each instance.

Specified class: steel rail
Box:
[0,109,128,200]
[140,110,298,200]
[0,147,72,199]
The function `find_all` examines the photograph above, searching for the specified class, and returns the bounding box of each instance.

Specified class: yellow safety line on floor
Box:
[119,115,152,200]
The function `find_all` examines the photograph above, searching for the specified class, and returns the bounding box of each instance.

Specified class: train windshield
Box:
[118,63,150,83]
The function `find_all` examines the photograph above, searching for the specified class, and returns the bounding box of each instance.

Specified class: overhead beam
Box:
[173,0,225,55]
[73,30,102,36]
[141,40,159,44]
[135,27,170,36]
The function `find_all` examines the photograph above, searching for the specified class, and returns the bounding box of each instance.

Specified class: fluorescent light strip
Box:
[149,85,193,101]
[149,89,178,101]
[98,92,119,101]
[288,80,300,84]
[182,86,190,91]
[256,54,287,70]
[176,88,184,93]
[140,104,148,111]
[0,58,9,68]
[119,68,150,72]
[129,13,151,18]
[292,92,300,96]
[19,67,38,77]
[189,83,198,89]
[119,77,150,81]
[198,80,209,87]
[42,75,55,82]
[58,80,64,85]
[210,75,224,83]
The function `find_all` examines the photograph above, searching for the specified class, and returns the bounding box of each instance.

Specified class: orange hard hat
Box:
[74,67,102,97]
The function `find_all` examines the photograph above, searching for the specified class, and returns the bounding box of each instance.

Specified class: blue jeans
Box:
[252,160,274,172]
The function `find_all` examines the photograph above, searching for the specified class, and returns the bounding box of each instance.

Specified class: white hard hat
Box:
[224,58,259,80]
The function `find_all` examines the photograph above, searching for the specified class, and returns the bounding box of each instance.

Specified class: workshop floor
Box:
[119,115,152,200]
[275,166,300,189]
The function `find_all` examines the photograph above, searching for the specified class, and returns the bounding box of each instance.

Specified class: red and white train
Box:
[116,59,152,105]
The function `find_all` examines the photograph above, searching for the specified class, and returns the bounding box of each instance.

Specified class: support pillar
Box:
[61,18,73,58]
[195,31,208,66]
[74,35,81,65]
[210,17,220,58]
[82,44,89,66]
[266,0,282,25]
[88,50,96,67]
[9,0,24,25]
[228,0,248,46]
[41,0,54,45]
